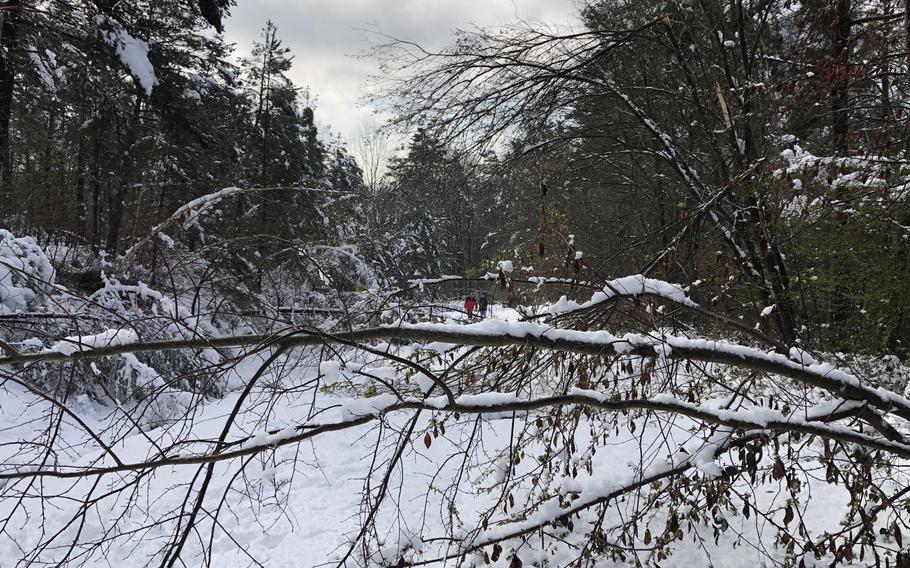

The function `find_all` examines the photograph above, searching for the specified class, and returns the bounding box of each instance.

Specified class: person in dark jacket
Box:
[464,295,477,317]
[478,293,489,318]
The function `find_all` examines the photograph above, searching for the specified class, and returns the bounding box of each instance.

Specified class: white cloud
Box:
[225,0,578,144]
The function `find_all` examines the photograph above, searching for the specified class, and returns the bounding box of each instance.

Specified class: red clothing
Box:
[464,297,477,314]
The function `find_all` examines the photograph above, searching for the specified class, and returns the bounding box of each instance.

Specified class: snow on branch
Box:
[43,329,139,356]
[433,396,867,560]
[121,186,272,267]
[4,319,910,423]
[120,185,347,267]
[0,390,888,483]
[94,15,158,96]
[0,229,56,315]
[547,274,697,315]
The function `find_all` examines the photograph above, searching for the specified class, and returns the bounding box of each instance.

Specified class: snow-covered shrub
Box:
[0,229,55,314]
[115,353,194,429]
[5,271,229,404]
[833,352,910,397]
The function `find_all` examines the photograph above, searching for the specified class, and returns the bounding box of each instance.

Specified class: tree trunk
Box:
[831,0,851,154]
[105,186,126,253]
[75,137,87,232]
[105,94,142,255]
[41,105,56,226]
[90,134,102,248]
[905,0,910,83]
[0,0,20,206]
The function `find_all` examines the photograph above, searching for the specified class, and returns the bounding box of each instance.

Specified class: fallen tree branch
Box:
[0,390,897,482]
[3,321,908,420]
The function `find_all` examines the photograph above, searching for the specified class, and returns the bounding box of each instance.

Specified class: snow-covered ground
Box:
[0,303,904,567]
[0,374,864,568]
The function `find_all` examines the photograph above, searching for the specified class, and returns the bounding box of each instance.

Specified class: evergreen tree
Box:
[381,129,490,279]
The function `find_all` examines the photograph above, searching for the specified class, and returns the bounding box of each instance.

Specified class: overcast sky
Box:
[224,0,579,145]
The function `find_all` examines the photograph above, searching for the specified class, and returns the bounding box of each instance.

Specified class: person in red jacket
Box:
[464,294,477,317]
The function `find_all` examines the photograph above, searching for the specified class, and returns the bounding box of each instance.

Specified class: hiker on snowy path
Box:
[464,295,477,317]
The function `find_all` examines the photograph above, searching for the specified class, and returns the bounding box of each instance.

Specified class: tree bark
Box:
[105,94,142,254]
[905,0,910,83]
[0,0,20,206]
[90,134,102,248]
[831,0,852,154]
[75,136,87,232]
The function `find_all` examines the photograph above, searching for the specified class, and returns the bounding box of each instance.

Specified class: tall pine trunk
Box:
[105,94,142,254]
[75,135,87,233]
[0,1,20,206]
[831,0,851,154]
